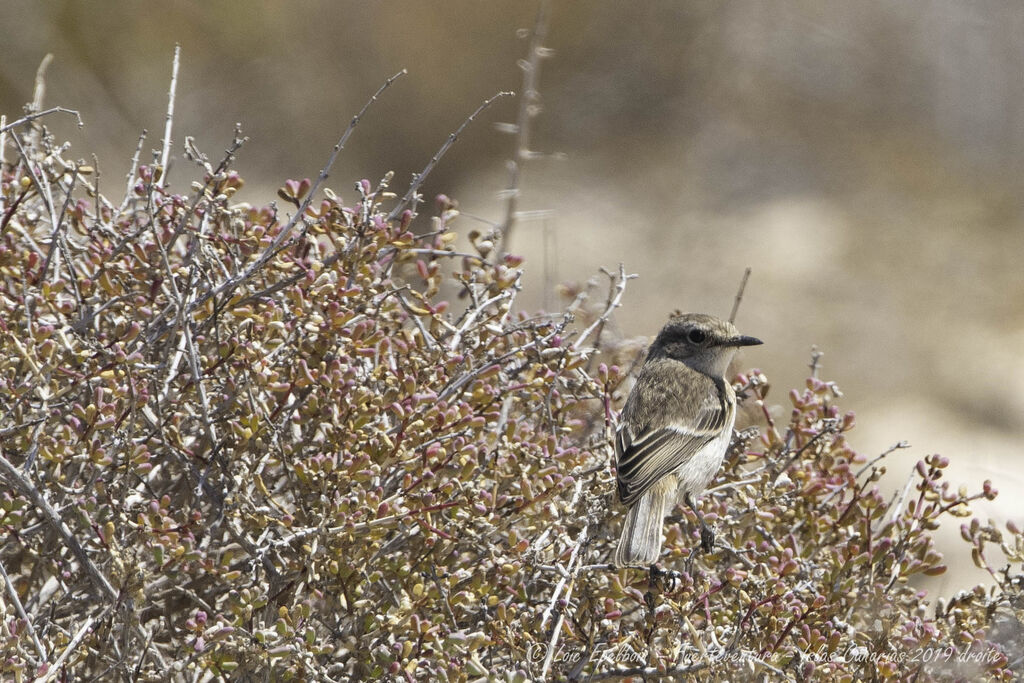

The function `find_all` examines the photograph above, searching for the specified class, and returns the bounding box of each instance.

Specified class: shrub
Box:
[1,102,1021,681]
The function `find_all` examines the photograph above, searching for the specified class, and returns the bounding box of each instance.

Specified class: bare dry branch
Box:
[388,90,514,221]
[572,264,637,351]
[728,266,751,324]
[0,107,83,135]
[0,451,118,603]
[158,45,181,187]
[0,558,47,664]
[496,0,551,259]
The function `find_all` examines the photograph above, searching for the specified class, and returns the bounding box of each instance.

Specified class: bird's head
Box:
[648,313,762,378]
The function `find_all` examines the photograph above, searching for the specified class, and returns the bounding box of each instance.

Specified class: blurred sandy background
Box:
[3,1,1021,590]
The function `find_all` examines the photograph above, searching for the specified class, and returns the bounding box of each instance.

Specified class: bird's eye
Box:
[687,329,706,344]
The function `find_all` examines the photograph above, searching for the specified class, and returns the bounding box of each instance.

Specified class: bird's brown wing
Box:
[615,387,731,506]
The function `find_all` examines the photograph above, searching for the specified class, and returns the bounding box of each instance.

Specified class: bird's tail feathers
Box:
[614,483,672,568]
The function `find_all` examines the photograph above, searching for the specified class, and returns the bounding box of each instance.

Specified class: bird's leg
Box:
[685,492,715,553]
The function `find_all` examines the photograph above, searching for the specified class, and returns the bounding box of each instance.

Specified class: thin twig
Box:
[0,451,118,602]
[854,441,909,481]
[161,129,247,260]
[0,558,47,663]
[276,69,407,244]
[159,44,181,187]
[584,267,625,371]
[8,131,71,289]
[436,321,565,402]
[769,421,839,479]
[539,477,588,679]
[0,107,84,135]
[184,322,219,454]
[388,90,514,221]
[789,440,910,536]
[37,613,98,683]
[187,70,406,315]
[572,264,637,351]
[882,466,918,534]
[118,130,148,216]
[0,417,46,438]
[446,287,517,351]
[129,627,154,682]
[540,477,585,629]
[39,166,81,294]
[728,267,751,324]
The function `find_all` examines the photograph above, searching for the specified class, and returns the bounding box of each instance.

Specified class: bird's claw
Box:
[699,526,715,553]
[648,563,683,592]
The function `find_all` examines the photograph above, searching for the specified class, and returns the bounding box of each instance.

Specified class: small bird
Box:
[613,313,762,568]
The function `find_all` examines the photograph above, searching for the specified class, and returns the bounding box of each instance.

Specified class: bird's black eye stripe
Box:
[687,329,706,344]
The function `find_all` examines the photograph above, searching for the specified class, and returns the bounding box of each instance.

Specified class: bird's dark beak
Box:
[725,335,763,347]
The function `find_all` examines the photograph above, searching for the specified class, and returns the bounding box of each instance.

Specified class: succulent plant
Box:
[0,102,1020,682]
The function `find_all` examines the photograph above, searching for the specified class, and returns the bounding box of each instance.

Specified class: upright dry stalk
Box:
[729,267,752,324]
[159,45,181,187]
[496,0,551,260]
